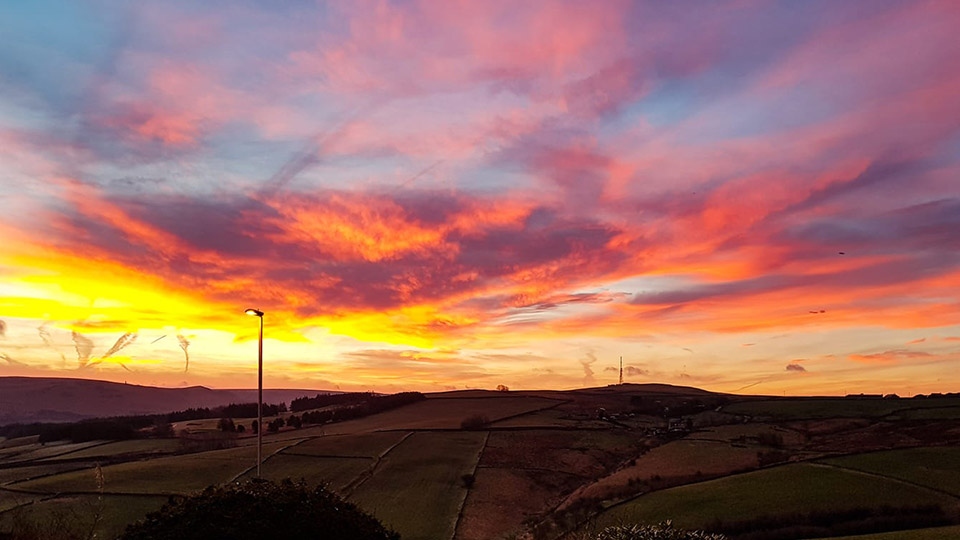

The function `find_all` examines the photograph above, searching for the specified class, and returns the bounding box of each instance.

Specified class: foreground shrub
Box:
[595,521,726,540]
[120,478,399,540]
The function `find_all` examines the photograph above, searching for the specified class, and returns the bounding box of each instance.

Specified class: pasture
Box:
[820,446,960,496]
[239,453,373,491]
[286,431,409,457]
[591,463,958,531]
[562,439,762,508]
[321,395,565,433]
[14,441,293,495]
[349,431,487,540]
[722,397,960,419]
[0,494,167,540]
[40,439,182,461]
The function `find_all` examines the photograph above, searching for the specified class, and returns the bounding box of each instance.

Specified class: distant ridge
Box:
[0,377,329,425]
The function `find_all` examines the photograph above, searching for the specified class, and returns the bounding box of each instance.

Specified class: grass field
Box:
[592,463,958,531]
[14,441,292,495]
[349,430,487,540]
[0,462,96,486]
[40,438,182,461]
[239,453,373,491]
[0,441,105,464]
[0,493,167,539]
[723,398,960,419]
[322,396,564,433]
[820,447,960,496]
[562,439,761,508]
[284,431,409,458]
[693,423,805,446]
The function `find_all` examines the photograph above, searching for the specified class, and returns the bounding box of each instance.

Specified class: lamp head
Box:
[245,308,264,317]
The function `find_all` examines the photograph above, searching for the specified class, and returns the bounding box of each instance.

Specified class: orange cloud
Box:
[848,350,934,365]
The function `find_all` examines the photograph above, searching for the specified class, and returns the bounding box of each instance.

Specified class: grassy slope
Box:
[287,431,408,457]
[0,493,167,539]
[349,431,487,540]
[14,441,292,494]
[593,463,957,531]
[239,453,373,491]
[820,446,960,496]
[723,398,960,419]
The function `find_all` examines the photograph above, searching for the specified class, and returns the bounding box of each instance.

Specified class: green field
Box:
[349,431,487,540]
[593,463,958,531]
[0,462,96,486]
[820,447,960,496]
[285,431,409,458]
[722,398,960,419]
[239,453,373,491]
[0,493,167,539]
[0,441,105,464]
[14,442,291,495]
[40,438,182,461]
[323,396,563,432]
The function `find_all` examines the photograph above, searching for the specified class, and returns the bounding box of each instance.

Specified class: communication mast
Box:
[619,356,623,385]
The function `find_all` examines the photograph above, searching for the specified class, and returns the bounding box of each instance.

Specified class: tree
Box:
[287,414,302,429]
[153,421,174,438]
[120,479,399,540]
[217,417,236,433]
[497,384,509,392]
[267,417,285,433]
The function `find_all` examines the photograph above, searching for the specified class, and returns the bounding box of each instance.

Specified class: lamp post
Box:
[244,308,264,478]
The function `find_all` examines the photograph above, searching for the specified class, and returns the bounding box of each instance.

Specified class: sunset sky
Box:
[1,1,958,396]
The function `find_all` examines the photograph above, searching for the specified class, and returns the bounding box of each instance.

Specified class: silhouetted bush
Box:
[120,479,399,540]
[267,417,285,433]
[460,414,490,430]
[217,417,236,433]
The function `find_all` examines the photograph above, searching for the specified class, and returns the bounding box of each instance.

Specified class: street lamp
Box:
[244,308,264,478]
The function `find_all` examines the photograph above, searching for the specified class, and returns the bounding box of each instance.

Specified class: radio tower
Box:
[619,356,623,385]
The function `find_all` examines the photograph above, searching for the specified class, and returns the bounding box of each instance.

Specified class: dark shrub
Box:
[120,479,399,540]
[460,415,490,430]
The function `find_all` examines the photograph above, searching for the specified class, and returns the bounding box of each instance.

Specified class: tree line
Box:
[299,392,425,425]
[289,392,376,412]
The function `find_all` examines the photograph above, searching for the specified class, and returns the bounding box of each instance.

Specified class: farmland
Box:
[590,463,957,532]
[2,385,960,539]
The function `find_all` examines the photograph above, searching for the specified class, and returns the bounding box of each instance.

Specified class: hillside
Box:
[0,377,324,424]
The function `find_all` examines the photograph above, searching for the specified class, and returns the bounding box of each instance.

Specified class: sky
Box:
[0,1,958,396]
